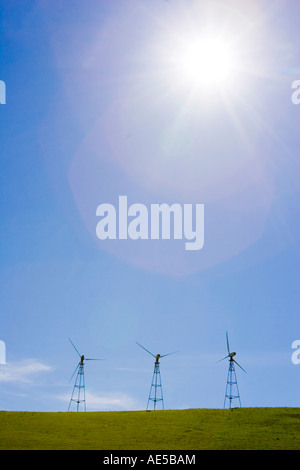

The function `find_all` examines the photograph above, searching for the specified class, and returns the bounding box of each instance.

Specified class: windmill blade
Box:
[233,359,247,373]
[226,331,230,355]
[85,358,104,361]
[160,351,177,358]
[69,363,79,383]
[68,337,81,358]
[136,342,156,358]
[216,355,229,363]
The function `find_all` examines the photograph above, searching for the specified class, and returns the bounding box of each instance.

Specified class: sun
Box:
[182,35,238,87]
[168,32,239,92]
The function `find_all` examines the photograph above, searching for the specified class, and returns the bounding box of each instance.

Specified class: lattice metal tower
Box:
[68,355,86,412]
[224,359,241,409]
[147,357,164,410]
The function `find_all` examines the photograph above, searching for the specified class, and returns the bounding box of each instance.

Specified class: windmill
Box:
[136,342,176,410]
[68,337,102,412]
[218,331,246,409]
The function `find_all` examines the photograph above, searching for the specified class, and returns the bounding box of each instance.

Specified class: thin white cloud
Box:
[58,390,142,411]
[0,359,53,383]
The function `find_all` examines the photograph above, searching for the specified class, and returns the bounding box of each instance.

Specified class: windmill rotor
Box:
[69,338,103,364]
[218,331,246,373]
[136,342,176,364]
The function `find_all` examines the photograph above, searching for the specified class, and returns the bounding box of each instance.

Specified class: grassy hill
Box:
[0,407,299,450]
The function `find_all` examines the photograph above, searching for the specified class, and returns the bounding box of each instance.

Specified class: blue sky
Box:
[0,0,299,412]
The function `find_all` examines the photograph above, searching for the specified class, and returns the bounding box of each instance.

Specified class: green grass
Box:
[0,408,299,450]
